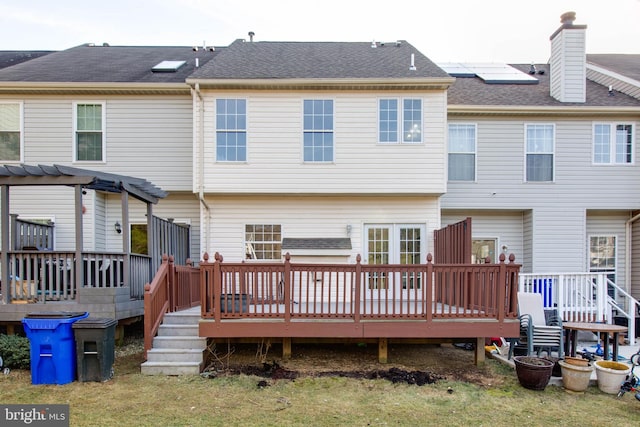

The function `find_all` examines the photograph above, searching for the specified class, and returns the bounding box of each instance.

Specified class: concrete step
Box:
[161,311,201,325]
[140,361,203,376]
[152,336,207,350]
[157,324,199,336]
[146,348,205,363]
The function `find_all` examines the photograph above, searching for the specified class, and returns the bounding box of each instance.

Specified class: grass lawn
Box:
[1,338,639,426]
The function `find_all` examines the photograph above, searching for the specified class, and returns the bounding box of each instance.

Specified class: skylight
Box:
[151,60,186,73]
[439,62,539,84]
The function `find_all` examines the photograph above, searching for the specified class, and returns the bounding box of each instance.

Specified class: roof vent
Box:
[380,41,401,47]
[248,31,255,42]
[529,63,536,74]
[409,53,416,71]
[371,40,377,48]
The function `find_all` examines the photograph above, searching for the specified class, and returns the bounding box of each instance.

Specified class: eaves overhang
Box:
[186,77,455,91]
[448,105,640,118]
[0,82,191,96]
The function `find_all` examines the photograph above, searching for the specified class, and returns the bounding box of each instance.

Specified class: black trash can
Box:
[72,318,117,382]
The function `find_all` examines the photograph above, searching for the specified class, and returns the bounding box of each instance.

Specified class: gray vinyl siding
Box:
[442,117,640,275]
[104,192,201,261]
[442,210,524,265]
[586,211,628,290]
[20,96,193,191]
[632,217,640,300]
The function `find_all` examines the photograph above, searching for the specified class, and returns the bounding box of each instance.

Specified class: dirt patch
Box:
[204,341,502,387]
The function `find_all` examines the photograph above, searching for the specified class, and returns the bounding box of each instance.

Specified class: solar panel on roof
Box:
[438,62,538,84]
[151,60,186,72]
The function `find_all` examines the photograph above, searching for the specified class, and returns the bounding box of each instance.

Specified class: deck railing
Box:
[3,250,150,302]
[520,272,639,345]
[200,252,520,322]
[143,255,200,358]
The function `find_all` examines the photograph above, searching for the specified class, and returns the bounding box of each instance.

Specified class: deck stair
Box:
[141,307,206,375]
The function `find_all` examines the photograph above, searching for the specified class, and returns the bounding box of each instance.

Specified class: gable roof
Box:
[188,40,452,90]
[446,63,640,110]
[0,164,167,204]
[0,51,54,69]
[0,44,220,94]
[587,54,640,82]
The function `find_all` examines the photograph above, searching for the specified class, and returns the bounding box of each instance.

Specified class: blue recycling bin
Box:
[22,311,89,385]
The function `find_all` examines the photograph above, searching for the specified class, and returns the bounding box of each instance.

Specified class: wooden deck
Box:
[195,252,520,362]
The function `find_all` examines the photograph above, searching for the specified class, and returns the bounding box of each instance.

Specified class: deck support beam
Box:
[474,337,485,365]
[378,338,388,363]
[282,337,291,360]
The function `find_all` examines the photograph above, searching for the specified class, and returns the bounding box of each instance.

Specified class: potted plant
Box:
[558,359,594,392]
[513,356,555,390]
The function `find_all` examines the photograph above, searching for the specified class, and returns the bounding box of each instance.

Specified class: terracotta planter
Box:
[594,360,631,394]
[558,360,593,392]
[513,356,555,390]
[564,356,589,367]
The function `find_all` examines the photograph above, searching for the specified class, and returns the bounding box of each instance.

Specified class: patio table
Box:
[563,322,627,361]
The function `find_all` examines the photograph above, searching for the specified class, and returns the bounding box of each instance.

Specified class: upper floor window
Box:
[593,123,634,164]
[216,99,247,162]
[378,98,422,143]
[303,99,333,162]
[74,102,105,162]
[245,224,282,260]
[0,102,22,162]
[525,124,554,182]
[448,124,476,181]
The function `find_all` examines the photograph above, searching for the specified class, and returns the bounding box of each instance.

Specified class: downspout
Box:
[193,83,210,256]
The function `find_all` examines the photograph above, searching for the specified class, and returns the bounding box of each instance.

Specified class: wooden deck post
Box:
[282,338,291,360]
[378,338,388,363]
[474,337,485,365]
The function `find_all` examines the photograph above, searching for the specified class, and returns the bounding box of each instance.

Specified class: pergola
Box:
[0,164,167,304]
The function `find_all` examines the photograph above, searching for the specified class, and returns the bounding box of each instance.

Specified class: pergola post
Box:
[1,185,10,304]
[121,190,130,287]
[74,185,84,288]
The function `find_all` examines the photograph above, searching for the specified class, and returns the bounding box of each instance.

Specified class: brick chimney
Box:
[549,11,587,103]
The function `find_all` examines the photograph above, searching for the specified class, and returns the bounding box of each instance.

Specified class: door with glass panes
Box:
[364,224,425,300]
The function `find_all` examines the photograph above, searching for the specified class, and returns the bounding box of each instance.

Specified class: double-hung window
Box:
[378,98,422,143]
[525,124,554,182]
[448,124,476,181]
[593,123,634,164]
[74,102,105,162]
[303,99,333,162]
[216,99,247,162]
[0,102,22,162]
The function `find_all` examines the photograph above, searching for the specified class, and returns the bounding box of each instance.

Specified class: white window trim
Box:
[592,122,635,165]
[447,123,477,182]
[302,98,335,164]
[524,123,555,183]
[244,223,283,261]
[0,100,24,163]
[377,97,423,144]
[72,101,106,163]
[215,98,248,163]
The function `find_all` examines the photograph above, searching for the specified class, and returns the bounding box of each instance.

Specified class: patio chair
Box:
[508,292,564,359]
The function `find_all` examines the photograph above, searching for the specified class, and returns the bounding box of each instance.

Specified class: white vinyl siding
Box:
[0,102,22,162]
[197,91,447,195]
[448,124,476,181]
[593,123,634,164]
[203,195,438,264]
[73,102,105,162]
[525,124,554,182]
[16,98,193,191]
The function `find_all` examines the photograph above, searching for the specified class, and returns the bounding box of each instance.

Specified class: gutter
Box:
[193,83,210,255]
